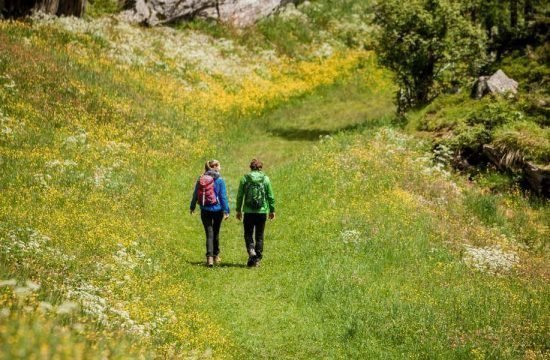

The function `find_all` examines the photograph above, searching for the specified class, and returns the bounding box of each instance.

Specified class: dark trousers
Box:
[201,210,223,257]
[243,213,267,260]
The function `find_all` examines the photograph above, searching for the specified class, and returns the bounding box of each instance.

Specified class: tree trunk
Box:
[56,0,84,16]
[524,0,534,21]
[510,0,518,28]
[1,0,85,17]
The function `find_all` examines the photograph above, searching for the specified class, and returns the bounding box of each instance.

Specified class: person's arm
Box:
[236,176,246,220]
[265,176,275,219]
[218,179,230,217]
[190,180,199,214]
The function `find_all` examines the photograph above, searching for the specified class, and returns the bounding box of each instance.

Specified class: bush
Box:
[493,121,550,164]
[85,0,120,18]
[374,0,487,111]
[467,98,524,129]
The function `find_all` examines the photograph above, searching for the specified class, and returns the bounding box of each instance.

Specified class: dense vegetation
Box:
[0,0,548,358]
[374,0,549,195]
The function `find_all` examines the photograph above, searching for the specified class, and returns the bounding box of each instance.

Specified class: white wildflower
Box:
[93,166,112,188]
[45,159,78,169]
[63,132,87,147]
[463,245,519,274]
[33,173,51,188]
[39,301,54,313]
[319,134,333,143]
[0,279,17,287]
[57,301,79,315]
[0,308,10,318]
[340,230,361,245]
[312,43,334,59]
[14,287,31,298]
[278,3,308,22]
[25,280,40,291]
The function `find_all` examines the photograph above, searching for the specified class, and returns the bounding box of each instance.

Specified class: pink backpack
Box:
[197,175,218,206]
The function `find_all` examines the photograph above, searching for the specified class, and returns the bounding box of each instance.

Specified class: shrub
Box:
[493,121,550,164]
[374,0,487,111]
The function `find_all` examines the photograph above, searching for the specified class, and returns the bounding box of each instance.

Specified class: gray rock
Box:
[487,70,518,96]
[472,75,489,99]
[120,0,288,26]
[472,70,518,99]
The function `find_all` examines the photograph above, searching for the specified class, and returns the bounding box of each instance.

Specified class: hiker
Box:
[236,159,275,267]
[190,159,230,267]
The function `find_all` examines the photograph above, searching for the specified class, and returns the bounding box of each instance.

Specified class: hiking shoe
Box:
[247,256,256,267]
[214,256,221,265]
[254,259,261,267]
[246,248,257,267]
[206,256,214,267]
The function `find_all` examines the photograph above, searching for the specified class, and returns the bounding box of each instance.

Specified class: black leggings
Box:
[201,210,223,257]
[243,213,267,259]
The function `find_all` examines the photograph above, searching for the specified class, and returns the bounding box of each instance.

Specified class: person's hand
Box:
[269,212,275,220]
[236,212,242,221]
[224,213,230,220]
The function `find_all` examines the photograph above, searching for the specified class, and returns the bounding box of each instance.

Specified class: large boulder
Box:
[120,0,290,26]
[472,70,518,99]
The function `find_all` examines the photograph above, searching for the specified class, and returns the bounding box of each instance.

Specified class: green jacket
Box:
[236,171,275,214]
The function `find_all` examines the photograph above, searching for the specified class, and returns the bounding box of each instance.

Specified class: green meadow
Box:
[0,3,548,359]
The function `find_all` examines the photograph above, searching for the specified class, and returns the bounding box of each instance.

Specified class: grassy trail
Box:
[160,78,548,359]
[168,81,396,358]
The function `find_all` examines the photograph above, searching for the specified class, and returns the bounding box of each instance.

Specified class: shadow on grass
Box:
[268,117,394,141]
[186,261,248,268]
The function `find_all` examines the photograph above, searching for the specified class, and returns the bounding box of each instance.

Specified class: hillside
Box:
[1,2,549,359]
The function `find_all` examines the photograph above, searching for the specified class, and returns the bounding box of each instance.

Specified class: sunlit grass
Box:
[0,11,548,360]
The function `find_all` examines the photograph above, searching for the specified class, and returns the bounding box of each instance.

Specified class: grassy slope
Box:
[0,17,548,360]
[170,80,548,359]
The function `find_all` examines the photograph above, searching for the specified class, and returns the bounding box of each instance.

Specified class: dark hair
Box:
[249,159,263,170]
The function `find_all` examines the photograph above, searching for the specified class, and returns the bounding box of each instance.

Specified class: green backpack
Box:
[244,174,266,209]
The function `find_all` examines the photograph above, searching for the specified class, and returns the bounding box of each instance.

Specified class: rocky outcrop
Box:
[523,161,550,198]
[483,144,549,197]
[120,0,290,26]
[472,70,519,99]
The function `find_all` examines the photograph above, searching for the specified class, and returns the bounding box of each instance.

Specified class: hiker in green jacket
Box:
[236,159,275,267]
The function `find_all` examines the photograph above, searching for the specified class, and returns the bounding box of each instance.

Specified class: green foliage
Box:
[474,170,519,192]
[254,16,314,56]
[460,0,550,54]
[464,192,505,226]
[493,121,550,164]
[237,0,374,56]
[412,82,549,165]
[449,123,492,152]
[500,48,550,89]
[374,0,488,111]
[411,93,481,131]
[172,18,231,39]
[468,98,524,129]
[85,0,120,18]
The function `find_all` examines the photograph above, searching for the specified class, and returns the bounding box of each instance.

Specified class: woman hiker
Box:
[236,159,276,267]
[190,160,230,267]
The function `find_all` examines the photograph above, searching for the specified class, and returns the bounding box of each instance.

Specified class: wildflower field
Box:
[0,3,549,359]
